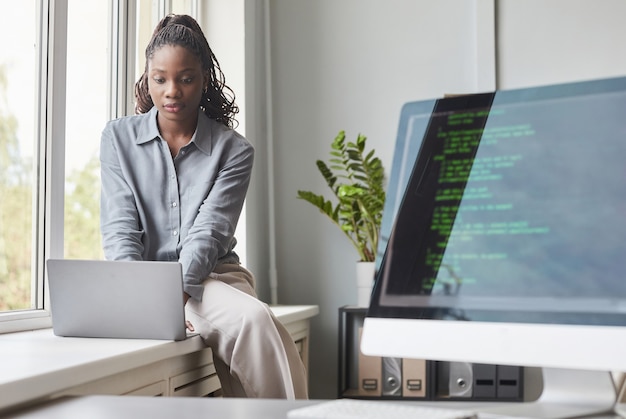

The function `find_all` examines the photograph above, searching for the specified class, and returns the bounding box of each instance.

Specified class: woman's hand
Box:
[183,292,195,332]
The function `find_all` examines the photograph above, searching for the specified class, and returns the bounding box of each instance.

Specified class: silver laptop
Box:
[46,259,187,341]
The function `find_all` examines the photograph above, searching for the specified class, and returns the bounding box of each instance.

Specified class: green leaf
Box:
[296,130,386,262]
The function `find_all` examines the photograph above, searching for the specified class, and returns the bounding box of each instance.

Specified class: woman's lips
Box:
[164,103,183,113]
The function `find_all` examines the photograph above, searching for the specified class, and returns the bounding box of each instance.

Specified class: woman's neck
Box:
[157,113,198,158]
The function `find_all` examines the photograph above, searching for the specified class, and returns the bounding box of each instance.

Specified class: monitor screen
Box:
[361,76,626,414]
[374,98,436,270]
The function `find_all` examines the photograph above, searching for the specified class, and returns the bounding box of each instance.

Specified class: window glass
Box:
[64,0,110,259]
[135,0,157,87]
[171,0,194,15]
[0,1,37,311]
[63,0,199,263]
[0,0,244,318]
[135,0,197,86]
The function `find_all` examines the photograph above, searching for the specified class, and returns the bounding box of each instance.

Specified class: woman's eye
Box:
[153,78,165,84]
[181,78,193,84]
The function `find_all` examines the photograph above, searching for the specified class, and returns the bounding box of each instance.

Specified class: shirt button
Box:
[172,202,178,208]
[172,230,178,236]
[170,174,176,180]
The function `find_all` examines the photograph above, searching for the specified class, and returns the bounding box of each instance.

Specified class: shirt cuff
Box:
[184,283,205,302]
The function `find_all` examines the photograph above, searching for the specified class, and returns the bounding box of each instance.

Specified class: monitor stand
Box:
[484,368,617,419]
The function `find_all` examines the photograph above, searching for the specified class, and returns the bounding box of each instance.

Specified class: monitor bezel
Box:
[363,76,626,375]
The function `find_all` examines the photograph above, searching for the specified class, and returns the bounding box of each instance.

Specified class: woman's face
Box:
[147,44,207,127]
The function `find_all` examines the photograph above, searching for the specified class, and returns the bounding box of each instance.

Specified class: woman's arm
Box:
[99,124,145,261]
[178,136,254,301]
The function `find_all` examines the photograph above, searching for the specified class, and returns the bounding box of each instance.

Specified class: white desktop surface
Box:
[0,328,205,410]
[0,305,319,412]
[6,395,626,419]
[5,396,314,418]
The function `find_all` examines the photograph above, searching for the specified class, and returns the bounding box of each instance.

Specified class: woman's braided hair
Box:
[134,14,238,128]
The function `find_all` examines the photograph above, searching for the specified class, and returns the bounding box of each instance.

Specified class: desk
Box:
[0,305,318,414]
[4,396,318,418]
[6,395,626,419]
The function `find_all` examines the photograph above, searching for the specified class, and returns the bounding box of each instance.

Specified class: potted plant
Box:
[297,130,385,305]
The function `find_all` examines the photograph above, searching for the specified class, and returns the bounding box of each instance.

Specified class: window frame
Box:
[0,0,66,334]
[0,0,201,334]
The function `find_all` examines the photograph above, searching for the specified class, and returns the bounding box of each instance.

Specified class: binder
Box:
[402,358,427,398]
[436,361,473,398]
[472,363,497,398]
[448,362,473,397]
[496,365,522,399]
[382,357,402,396]
[357,328,382,396]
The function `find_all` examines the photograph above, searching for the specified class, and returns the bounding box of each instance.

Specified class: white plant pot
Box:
[356,261,376,307]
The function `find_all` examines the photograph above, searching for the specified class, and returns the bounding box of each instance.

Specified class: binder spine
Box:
[338,307,523,401]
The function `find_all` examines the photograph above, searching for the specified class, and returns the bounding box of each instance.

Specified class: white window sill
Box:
[0,305,319,412]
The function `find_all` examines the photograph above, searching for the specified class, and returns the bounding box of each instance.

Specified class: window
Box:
[64,0,109,260]
[0,0,202,332]
[63,0,200,261]
[0,0,37,312]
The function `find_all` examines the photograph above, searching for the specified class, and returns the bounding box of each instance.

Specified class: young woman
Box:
[100,14,307,399]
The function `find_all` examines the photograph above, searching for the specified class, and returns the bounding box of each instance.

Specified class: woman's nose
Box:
[165,81,181,98]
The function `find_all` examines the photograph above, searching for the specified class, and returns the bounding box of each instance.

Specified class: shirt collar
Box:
[135,107,160,145]
[135,107,213,155]
[193,111,213,155]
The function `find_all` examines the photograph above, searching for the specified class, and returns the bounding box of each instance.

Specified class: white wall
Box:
[200,1,251,268]
[236,0,626,399]
[496,0,626,89]
[262,0,497,398]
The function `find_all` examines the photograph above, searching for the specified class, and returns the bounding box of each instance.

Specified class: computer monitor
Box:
[361,76,626,418]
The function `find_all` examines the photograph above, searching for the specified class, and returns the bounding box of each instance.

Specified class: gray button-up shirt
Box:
[100,107,254,301]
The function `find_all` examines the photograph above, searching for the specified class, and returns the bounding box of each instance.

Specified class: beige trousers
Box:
[184,264,308,399]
